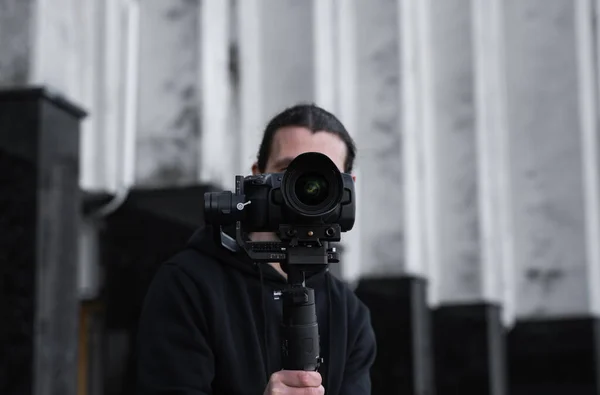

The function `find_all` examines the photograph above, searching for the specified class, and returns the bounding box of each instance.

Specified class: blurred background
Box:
[2,0,600,394]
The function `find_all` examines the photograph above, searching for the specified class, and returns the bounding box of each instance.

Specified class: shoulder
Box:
[325,273,377,369]
[166,248,221,277]
[149,248,227,301]
[326,273,372,318]
[324,273,375,345]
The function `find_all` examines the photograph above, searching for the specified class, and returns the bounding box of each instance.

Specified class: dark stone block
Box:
[0,150,37,395]
[508,317,600,395]
[354,276,434,395]
[0,86,86,395]
[432,303,507,395]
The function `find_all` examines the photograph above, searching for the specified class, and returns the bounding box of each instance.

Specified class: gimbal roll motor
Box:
[203,152,356,371]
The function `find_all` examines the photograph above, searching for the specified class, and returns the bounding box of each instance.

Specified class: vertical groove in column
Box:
[335,0,361,282]
[311,0,341,280]
[98,0,127,192]
[417,0,438,304]
[471,0,515,324]
[495,0,517,326]
[575,0,600,315]
[78,0,102,191]
[399,0,436,281]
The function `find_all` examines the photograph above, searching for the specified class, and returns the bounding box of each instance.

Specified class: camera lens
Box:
[295,173,329,206]
[281,152,344,217]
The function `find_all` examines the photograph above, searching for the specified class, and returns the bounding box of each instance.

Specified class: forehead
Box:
[268,126,348,171]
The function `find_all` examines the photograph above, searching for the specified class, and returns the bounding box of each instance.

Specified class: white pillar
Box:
[312,0,361,282]
[422,0,484,307]
[29,0,104,191]
[351,0,407,278]
[81,0,140,299]
[237,0,315,174]
[400,4,513,391]
[400,0,514,320]
[135,0,201,186]
[198,0,236,189]
[400,0,436,281]
[503,0,600,318]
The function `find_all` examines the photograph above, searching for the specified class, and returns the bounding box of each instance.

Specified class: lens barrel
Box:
[203,191,242,225]
[281,152,344,217]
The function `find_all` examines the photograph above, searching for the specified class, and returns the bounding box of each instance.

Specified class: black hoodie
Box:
[136,226,376,395]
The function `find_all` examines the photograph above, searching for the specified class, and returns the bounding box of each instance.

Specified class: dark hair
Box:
[256,103,357,173]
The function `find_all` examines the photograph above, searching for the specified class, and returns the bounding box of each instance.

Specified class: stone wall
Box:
[3,0,600,394]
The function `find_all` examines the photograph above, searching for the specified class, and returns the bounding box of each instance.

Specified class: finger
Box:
[298,385,325,395]
[279,370,322,388]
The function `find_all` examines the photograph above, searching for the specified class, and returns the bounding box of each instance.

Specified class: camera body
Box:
[204,151,356,242]
[237,171,355,235]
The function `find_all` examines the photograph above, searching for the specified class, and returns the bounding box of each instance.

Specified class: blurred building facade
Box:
[3,0,600,394]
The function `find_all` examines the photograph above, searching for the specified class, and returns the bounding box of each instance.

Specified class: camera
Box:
[204,151,356,371]
[203,152,356,264]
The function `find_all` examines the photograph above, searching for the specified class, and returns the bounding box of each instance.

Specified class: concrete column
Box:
[422,0,506,308]
[375,0,513,392]
[77,0,141,302]
[503,0,600,393]
[237,0,314,174]
[354,0,406,278]
[350,1,435,394]
[400,0,437,283]
[504,0,600,320]
[135,0,201,186]
[198,0,237,189]
[415,0,512,393]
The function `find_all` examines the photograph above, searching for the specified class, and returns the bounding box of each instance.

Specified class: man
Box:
[136,104,376,395]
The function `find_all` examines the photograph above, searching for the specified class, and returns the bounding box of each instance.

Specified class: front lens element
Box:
[295,173,329,206]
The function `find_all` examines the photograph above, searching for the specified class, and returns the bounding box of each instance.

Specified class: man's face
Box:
[252,126,349,175]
